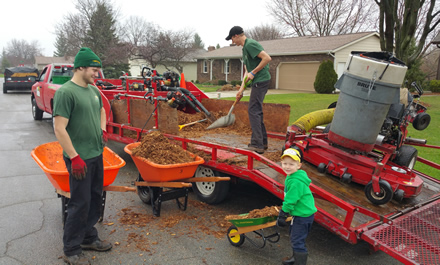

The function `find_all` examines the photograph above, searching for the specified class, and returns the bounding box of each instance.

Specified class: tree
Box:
[1,50,12,71]
[268,0,377,37]
[374,0,440,69]
[193,33,205,49]
[157,30,196,73]
[246,24,286,41]
[314,60,338,94]
[3,39,42,66]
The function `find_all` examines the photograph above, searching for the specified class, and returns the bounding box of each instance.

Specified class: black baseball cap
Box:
[226,26,244,40]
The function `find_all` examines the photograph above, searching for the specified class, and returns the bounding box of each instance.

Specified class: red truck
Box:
[31,63,106,120]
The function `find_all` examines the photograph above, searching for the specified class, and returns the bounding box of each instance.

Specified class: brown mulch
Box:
[225,206,281,220]
[218,84,240,91]
[131,131,194,164]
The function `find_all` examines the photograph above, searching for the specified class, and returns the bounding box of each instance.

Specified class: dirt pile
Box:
[131,131,194,164]
[225,206,281,220]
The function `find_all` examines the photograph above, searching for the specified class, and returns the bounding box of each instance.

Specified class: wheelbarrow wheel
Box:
[227,225,245,247]
[136,174,155,204]
[364,180,393,205]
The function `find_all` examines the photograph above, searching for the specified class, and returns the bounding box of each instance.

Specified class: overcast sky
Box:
[1,0,275,56]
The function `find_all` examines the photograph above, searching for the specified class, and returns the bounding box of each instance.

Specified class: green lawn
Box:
[198,85,222,93]
[223,92,439,178]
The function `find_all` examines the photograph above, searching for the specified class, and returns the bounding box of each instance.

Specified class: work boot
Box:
[80,239,112,252]
[245,145,264,154]
[295,251,308,265]
[282,254,295,265]
[63,253,90,265]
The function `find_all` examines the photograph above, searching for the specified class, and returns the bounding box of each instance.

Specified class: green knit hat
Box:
[74,47,102,68]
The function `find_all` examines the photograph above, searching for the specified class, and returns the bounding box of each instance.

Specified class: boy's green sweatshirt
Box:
[282,169,317,217]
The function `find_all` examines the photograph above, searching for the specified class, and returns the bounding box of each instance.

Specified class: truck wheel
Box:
[192,166,230,204]
[3,86,7,94]
[364,180,393,205]
[32,97,44,120]
[393,145,418,169]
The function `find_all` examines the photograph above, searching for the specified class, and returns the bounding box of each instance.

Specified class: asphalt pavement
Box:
[0,81,401,264]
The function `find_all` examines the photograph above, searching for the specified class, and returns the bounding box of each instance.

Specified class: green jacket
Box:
[282,169,317,217]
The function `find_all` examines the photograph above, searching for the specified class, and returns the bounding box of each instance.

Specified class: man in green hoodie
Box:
[277,148,317,265]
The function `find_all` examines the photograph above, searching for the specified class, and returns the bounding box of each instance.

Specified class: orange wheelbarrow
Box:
[31,141,126,224]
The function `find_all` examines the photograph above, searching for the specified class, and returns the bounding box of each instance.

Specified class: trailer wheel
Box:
[413,112,430,131]
[32,97,44,120]
[393,145,418,169]
[227,225,245,247]
[364,180,393,205]
[192,166,230,204]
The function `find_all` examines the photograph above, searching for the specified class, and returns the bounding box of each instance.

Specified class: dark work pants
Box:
[289,214,314,253]
[248,80,269,149]
[63,154,103,256]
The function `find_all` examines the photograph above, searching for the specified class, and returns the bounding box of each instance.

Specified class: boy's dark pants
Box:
[289,214,314,253]
[248,80,269,149]
[63,154,104,256]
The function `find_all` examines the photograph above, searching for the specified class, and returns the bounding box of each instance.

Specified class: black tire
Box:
[227,225,245,247]
[32,97,44,120]
[413,112,430,131]
[136,174,155,204]
[341,173,352,183]
[3,85,7,94]
[317,163,326,173]
[364,180,393,205]
[393,145,418,169]
[192,166,230,204]
[328,101,337,109]
[393,189,405,203]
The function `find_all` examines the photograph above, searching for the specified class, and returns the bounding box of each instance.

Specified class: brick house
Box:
[196,32,381,92]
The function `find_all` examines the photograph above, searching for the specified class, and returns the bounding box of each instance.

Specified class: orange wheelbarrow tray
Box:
[124,142,204,182]
[31,141,126,192]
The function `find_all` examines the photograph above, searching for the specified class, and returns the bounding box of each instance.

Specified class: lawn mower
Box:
[285,51,431,205]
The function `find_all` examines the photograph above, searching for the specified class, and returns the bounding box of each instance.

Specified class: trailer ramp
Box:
[362,199,440,265]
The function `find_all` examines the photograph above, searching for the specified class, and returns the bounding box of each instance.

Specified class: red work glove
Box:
[70,155,87,180]
[102,129,108,146]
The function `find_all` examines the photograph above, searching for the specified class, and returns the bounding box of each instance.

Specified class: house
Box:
[128,49,206,82]
[196,32,381,92]
[34,56,74,71]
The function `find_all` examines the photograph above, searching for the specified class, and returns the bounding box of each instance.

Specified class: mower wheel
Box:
[393,145,418,169]
[32,97,44,120]
[413,112,430,131]
[317,163,327,173]
[393,189,405,203]
[365,180,393,205]
[227,225,245,247]
[341,173,352,183]
[193,166,230,204]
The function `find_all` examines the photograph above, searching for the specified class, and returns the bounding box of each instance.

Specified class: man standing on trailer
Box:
[226,26,272,154]
[53,47,111,265]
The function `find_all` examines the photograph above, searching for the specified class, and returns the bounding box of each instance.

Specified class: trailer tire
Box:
[192,166,230,204]
[364,180,393,205]
[32,97,44,120]
[393,145,418,170]
[227,225,245,247]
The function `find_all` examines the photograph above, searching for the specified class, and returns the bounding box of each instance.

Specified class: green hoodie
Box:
[282,169,317,217]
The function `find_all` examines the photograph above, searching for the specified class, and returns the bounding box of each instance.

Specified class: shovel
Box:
[178,118,207,131]
[206,98,239,130]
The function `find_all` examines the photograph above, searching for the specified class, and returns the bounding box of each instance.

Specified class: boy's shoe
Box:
[245,145,264,154]
[63,253,90,265]
[80,239,112,252]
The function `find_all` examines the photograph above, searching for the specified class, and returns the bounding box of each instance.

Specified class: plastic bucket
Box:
[328,53,407,152]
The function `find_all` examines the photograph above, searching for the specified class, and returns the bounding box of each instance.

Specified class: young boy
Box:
[277,148,317,265]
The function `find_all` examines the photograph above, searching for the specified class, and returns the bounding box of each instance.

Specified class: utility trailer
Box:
[36,66,439,264]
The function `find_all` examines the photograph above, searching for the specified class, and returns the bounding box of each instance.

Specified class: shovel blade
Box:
[206,114,236,130]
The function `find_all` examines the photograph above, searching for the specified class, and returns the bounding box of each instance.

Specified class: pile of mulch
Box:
[131,131,195,164]
[218,84,240,91]
[225,206,281,220]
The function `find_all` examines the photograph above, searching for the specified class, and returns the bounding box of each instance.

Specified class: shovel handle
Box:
[228,98,240,116]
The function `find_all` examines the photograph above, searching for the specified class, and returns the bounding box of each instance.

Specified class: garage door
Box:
[277,62,320,92]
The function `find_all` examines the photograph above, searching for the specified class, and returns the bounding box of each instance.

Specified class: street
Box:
[0,81,401,264]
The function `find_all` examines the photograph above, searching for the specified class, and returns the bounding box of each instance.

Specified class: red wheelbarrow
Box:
[31,141,126,224]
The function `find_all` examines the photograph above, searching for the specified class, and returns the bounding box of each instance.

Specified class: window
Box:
[203,60,208,73]
[224,60,230,74]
